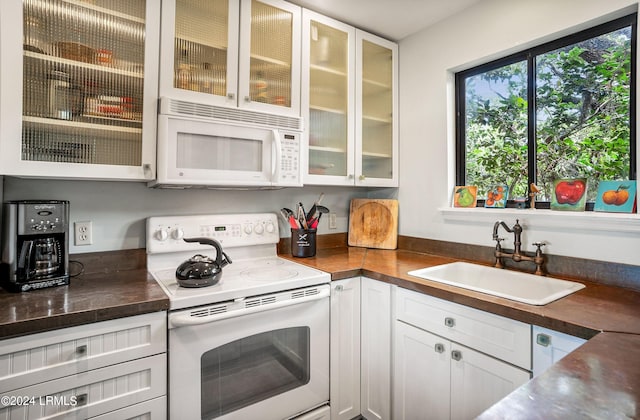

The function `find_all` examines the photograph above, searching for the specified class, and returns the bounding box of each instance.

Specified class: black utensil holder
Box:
[291,228,317,257]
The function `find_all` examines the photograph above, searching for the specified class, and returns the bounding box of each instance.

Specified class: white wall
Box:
[3,177,382,254]
[398,0,640,265]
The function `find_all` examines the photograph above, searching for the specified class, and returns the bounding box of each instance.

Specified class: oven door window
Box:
[201,326,310,419]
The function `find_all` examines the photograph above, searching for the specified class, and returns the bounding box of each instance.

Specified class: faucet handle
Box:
[532,241,546,253]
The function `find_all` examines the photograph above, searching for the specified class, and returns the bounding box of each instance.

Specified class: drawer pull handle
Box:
[75,345,87,356]
[451,350,462,361]
[76,393,88,406]
[434,343,445,354]
[444,317,456,328]
[536,333,551,347]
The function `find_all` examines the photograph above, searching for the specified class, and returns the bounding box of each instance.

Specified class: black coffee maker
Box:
[1,200,70,292]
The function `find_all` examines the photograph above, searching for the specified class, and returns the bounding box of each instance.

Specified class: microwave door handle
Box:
[272,129,282,183]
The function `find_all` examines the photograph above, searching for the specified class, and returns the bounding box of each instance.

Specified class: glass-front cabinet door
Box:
[355,30,398,187]
[238,0,301,116]
[159,0,300,117]
[0,0,160,180]
[302,10,355,186]
[158,0,240,107]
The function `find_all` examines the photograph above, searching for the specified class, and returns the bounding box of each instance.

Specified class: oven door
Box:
[168,285,330,420]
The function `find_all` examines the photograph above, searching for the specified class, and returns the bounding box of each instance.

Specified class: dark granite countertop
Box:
[282,246,640,418]
[0,268,169,339]
[2,245,639,418]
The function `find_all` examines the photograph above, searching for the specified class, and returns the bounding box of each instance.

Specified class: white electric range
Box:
[146,213,331,420]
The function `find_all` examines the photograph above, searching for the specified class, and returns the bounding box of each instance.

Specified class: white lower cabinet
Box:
[360,277,391,420]
[330,277,361,420]
[532,325,587,377]
[394,288,531,420]
[330,277,391,420]
[0,312,167,419]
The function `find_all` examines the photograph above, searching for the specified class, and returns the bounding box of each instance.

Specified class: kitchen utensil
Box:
[281,208,299,229]
[176,237,232,288]
[305,193,325,221]
[297,203,308,229]
[348,199,398,249]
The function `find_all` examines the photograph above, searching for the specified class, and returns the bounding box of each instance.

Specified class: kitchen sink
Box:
[408,262,585,305]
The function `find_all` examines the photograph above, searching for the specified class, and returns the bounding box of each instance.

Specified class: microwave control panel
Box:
[278,132,302,186]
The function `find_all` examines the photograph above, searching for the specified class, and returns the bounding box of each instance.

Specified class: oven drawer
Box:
[0,353,166,419]
[0,312,166,393]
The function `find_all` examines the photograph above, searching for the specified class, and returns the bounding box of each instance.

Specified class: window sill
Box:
[439,207,640,233]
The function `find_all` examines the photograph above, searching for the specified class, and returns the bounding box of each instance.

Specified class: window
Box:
[456,14,636,208]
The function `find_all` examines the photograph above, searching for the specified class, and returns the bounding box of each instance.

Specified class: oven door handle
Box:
[169,286,330,329]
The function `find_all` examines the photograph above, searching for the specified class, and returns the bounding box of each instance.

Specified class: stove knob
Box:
[171,228,184,240]
[244,224,253,235]
[155,229,169,241]
[265,221,275,234]
[254,223,264,235]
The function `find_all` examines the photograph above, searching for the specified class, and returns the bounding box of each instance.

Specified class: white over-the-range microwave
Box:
[150,97,304,189]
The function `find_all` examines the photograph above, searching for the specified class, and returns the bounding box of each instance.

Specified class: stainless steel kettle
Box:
[175,237,232,288]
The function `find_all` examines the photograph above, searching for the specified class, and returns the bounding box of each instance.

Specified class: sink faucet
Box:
[492,219,546,275]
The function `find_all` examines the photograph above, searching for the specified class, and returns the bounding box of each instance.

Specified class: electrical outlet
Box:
[74,221,93,246]
[328,213,337,229]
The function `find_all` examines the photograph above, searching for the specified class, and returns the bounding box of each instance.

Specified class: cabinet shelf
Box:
[24,51,144,78]
[310,104,346,115]
[64,0,146,24]
[176,35,228,53]
[362,78,391,96]
[310,63,347,78]
[251,53,292,68]
[24,116,142,135]
[362,151,392,158]
[309,145,345,153]
[363,114,392,124]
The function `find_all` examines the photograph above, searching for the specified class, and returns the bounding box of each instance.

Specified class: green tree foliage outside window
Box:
[459,16,635,204]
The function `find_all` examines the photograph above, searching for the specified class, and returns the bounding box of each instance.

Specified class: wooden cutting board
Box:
[348,199,398,249]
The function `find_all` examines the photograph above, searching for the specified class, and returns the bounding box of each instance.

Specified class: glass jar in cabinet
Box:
[301,10,356,186]
[0,0,160,180]
[159,0,301,117]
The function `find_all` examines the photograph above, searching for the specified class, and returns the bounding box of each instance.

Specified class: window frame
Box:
[455,13,637,209]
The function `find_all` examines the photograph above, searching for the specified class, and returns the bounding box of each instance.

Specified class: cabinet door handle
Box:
[451,350,462,361]
[244,96,251,103]
[444,317,456,328]
[227,93,235,100]
[358,175,366,181]
[76,393,88,406]
[335,284,343,292]
[143,163,152,179]
[536,333,551,347]
[75,344,87,357]
[434,343,445,354]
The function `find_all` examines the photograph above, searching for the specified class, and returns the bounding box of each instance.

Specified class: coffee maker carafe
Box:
[1,201,70,292]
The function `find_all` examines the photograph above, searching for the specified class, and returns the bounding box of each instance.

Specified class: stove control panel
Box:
[147,213,279,254]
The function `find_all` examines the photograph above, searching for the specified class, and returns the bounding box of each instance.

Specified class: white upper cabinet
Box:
[302,17,398,187]
[302,10,356,185]
[159,0,301,117]
[0,0,160,180]
[158,0,240,108]
[355,30,398,187]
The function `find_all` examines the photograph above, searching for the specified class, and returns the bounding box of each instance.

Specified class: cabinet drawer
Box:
[0,312,166,393]
[0,353,166,420]
[89,396,166,420]
[396,288,531,369]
